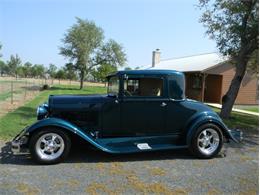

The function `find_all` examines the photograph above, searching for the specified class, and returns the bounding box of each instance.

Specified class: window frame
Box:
[107,76,120,97]
[122,75,166,99]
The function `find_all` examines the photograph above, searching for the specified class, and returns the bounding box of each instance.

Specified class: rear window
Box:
[168,75,185,99]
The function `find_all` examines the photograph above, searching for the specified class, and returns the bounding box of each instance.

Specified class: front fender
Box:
[185,111,238,145]
[26,118,111,152]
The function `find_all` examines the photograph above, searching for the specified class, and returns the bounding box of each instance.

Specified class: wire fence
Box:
[0,77,105,117]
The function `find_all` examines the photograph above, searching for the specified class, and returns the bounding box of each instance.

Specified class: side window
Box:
[123,77,163,97]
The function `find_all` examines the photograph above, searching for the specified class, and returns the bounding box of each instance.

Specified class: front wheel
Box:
[29,128,71,164]
[189,124,223,159]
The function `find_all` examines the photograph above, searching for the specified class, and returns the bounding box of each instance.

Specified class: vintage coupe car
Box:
[12,70,242,164]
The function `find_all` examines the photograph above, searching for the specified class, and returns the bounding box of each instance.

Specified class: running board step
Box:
[94,135,187,153]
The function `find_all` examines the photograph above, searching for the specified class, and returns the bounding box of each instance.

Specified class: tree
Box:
[247,49,259,76]
[0,60,7,76]
[199,0,259,118]
[60,18,126,89]
[23,62,33,78]
[0,43,2,58]
[7,54,22,78]
[91,64,117,82]
[55,69,66,80]
[47,63,57,83]
[32,64,45,78]
[64,63,77,81]
[124,67,132,71]
[17,66,25,77]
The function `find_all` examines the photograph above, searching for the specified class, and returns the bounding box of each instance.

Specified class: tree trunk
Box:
[80,71,84,89]
[220,57,248,119]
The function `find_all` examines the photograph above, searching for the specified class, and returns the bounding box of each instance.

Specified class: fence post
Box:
[24,80,27,100]
[11,81,13,104]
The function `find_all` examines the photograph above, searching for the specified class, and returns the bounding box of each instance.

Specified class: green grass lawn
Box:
[235,106,259,113]
[212,108,259,132]
[0,85,258,140]
[0,85,106,139]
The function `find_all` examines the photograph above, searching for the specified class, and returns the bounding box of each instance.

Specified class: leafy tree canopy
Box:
[60,17,127,89]
[199,0,258,57]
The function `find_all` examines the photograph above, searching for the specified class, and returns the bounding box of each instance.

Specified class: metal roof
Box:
[144,53,228,72]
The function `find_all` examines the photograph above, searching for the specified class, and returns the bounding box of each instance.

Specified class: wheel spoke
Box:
[41,138,48,144]
[52,135,57,142]
[55,143,61,147]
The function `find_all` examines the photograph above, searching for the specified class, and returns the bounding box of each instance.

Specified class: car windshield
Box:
[107,76,119,96]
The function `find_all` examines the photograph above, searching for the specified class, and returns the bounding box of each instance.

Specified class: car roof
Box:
[107,69,184,77]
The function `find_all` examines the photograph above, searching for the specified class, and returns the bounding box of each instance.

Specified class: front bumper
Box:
[228,129,243,143]
[11,127,30,154]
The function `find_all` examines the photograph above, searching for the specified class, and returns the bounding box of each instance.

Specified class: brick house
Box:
[144,50,258,105]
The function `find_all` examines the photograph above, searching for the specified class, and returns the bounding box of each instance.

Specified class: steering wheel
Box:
[123,90,132,96]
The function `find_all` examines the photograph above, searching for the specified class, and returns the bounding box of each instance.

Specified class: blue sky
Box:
[0,0,217,69]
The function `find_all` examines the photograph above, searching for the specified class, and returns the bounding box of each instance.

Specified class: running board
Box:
[94,135,188,154]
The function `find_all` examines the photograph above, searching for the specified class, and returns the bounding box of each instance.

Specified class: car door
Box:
[165,75,195,136]
[101,75,122,137]
[121,75,166,136]
[102,97,122,137]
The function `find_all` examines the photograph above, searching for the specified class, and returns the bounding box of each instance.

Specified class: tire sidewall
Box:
[190,123,223,159]
[29,127,71,164]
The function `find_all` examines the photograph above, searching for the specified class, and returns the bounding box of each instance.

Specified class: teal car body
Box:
[12,70,241,156]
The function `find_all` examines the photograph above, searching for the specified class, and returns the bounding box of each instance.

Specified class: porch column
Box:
[201,73,206,102]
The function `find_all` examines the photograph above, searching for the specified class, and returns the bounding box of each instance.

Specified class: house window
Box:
[191,75,202,89]
[124,78,163,97]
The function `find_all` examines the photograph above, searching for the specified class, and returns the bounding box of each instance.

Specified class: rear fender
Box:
[26,118,111,152]
[185,111,236,145]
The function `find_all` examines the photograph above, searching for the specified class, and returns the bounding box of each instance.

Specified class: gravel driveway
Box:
[0,132,258,195]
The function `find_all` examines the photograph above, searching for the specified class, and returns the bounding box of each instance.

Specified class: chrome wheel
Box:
[197,128,220,155]
[35,133,65,160]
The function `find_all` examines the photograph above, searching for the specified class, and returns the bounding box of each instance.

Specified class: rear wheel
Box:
[29,127,71,164]
[189,123,223,159]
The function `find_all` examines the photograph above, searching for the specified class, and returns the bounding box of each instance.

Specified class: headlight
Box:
[37,103,49,120]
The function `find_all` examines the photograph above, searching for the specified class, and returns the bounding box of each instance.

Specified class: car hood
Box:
[48,94,110,111]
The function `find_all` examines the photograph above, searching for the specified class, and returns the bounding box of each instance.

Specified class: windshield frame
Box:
[107,76,120,97]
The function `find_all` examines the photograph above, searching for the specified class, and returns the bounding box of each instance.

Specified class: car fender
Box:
[185,111,237,145]
[26,117,111,153]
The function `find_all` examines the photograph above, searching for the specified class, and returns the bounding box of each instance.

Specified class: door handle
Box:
[115,99,119,104]
[160,102,167,107]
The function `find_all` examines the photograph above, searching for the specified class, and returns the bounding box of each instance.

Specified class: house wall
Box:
[205,63,258,105]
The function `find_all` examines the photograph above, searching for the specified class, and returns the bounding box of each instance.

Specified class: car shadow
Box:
[1,135,256,166]
[0,141,196,166]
